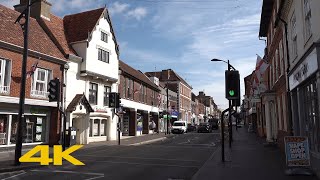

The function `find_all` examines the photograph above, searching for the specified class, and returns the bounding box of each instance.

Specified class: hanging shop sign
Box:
[284,136,310,167]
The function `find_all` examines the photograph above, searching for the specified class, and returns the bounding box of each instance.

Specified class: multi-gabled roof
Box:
[62,7,120,58]
[0,4,65,60]
[145,69,192,89]
[119,60,160,91]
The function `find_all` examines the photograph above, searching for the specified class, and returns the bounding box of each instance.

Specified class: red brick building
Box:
[119,60,160,136]
[145,69,192,123]
[259,0,290,149]
[0,4,67,147]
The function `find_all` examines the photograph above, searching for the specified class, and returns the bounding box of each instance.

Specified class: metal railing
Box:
[0,86,10,95]
[31,90,49,98]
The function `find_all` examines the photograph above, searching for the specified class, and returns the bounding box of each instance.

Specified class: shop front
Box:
[289,47,320,171]
[0,103,53,147]
[121,107,136,136]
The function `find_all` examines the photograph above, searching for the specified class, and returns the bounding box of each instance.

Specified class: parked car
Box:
[208,118,219,130]
[187,124,197,132]
[197,122,212,133]
[171,121,187,134]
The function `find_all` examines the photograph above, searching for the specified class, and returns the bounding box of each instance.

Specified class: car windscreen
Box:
[173,123,184,126]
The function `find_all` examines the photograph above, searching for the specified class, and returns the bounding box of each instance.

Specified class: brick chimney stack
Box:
[14,0,52,21]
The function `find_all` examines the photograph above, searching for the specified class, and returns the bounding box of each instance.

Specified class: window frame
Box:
[101,31,108,43]
[0,58,11,94]
[89,82,98,105]
[89,118,107,137]
[98,48,110,63]
[31,67,52,98]
[303,0,312,41]
[290,13,298,60]
[104,86,111,106]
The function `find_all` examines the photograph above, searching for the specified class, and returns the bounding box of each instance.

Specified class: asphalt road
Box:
[0,131,221,180]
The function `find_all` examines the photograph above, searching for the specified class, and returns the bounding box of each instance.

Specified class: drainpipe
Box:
[275,1,293,135]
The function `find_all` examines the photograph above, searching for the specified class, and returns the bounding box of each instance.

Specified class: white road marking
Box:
[83,160,199,168]
[129,137,167,146]
[1,170,26,180]
[145,145,214,149]
[84,176,105,180]
[80,155,200,162]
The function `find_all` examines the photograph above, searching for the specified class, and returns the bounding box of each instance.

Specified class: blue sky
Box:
[2,0,265,109]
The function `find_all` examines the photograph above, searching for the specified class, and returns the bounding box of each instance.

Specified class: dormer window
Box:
[101,31,108,43]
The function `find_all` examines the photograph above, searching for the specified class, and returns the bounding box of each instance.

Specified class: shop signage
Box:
[284,136,310,167]
[30,107,48,115]
[93,106,108,113]
[289,49,318,90]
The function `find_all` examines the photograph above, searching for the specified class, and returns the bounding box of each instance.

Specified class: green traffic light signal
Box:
[225,70,240,100]
[229,90,235,96]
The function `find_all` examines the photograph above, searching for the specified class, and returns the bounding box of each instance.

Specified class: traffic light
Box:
[232,78,241,106]
[116,93,121,108]
[109,92,117,108]
[109,92,121,108]
[48,78,60,102]
[225,70,240,100]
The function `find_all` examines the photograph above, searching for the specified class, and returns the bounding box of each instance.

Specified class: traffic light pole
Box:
[221,107,231,162]
[14,0,31,166]
[166,83,170,135]
[114,109,121,146]
[227,60,233,148]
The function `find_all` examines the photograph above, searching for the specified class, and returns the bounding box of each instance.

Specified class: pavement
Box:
[0,132,169,173]
[192,125,319,180]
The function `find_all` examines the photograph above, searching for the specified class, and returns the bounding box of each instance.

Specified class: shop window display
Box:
[10,115,46,144]
[0,115,8,145]
[89,119,107,137]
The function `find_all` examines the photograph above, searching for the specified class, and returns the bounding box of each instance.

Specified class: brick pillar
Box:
[142,111,149,134]
[129,109,137,136]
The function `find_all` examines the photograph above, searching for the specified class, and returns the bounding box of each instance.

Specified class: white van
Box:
[171,121,187,134]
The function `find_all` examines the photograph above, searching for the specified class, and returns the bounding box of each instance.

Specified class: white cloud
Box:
[109,2,130,15]
[127,7,147,21]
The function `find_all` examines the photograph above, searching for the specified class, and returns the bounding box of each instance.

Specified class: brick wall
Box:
[119,74,159,107]
[0,48,63,99]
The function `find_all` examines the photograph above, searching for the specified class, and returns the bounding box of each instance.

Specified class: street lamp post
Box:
[14,0,31,166]
[211,59,236,148]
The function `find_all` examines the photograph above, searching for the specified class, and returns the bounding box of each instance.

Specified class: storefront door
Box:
[73,118,81,144]
[301,78,319,154]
